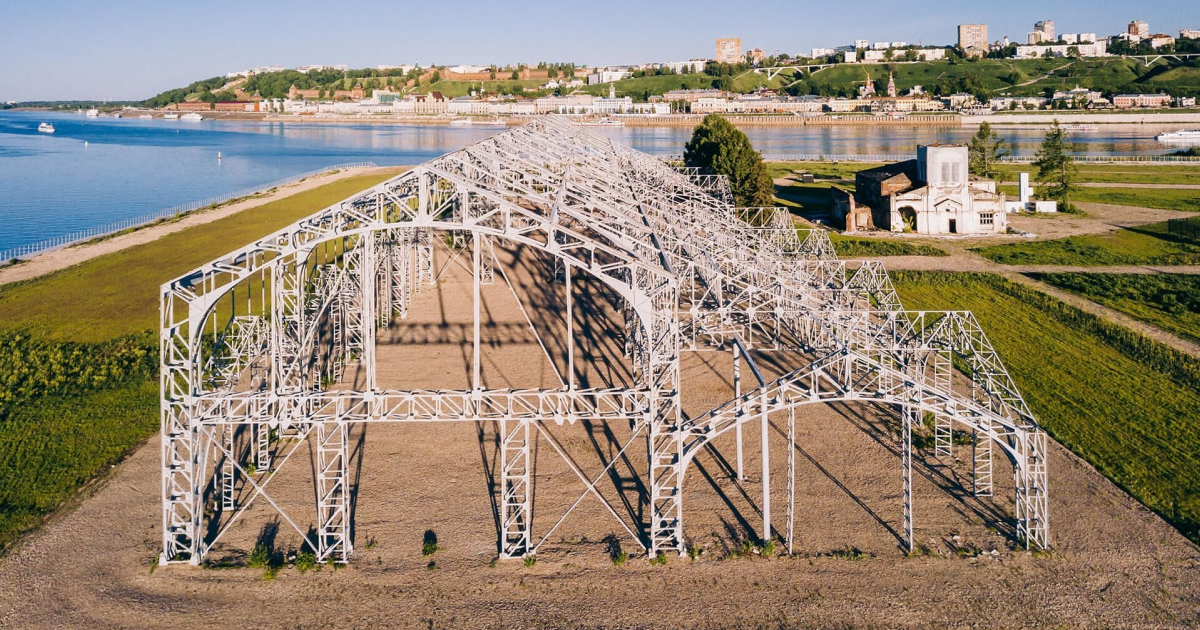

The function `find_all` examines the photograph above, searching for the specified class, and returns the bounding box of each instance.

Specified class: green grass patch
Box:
[774,182,834,215]
[973,221,1200,266]
[0,377,158,555]
[893,271,1200,544]
[0,171,400,342]
[995,164,1200,186]
[829,233,948,258]
[1070,187,1200,212]
[1032,273,1200,344]
[766,161,882,182]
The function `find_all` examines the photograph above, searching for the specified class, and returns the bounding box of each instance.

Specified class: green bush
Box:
[293,551,316,574]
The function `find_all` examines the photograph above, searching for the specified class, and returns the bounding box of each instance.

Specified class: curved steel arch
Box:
[159,116,1049,567]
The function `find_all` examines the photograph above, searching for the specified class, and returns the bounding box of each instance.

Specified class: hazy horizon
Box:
[2,0,1197,102]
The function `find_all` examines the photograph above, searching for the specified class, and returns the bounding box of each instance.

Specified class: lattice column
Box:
[902,404,915,553]
[416,228,434,287]
[479,234,495,285]
[255,423,271,472]
[498,419,532,558]
[220,424,236,512]
[315,422,351,563]
[1015,429,1050,549]
[786,405,796,555]
[161,292,204,564]
[643,274,684,556]
[973,415,993,496]
[933,349,953,457]
[161,402,200,563]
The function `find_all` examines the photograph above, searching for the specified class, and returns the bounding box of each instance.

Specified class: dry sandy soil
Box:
[0,243,1198,630]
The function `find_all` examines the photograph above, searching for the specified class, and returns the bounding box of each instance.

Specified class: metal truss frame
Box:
[159,116,1049,566]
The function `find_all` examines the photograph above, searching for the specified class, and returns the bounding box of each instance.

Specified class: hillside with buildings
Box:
[137,19,1200,119]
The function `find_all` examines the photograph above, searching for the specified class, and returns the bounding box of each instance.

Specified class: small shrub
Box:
[686,545,701,562]
[294,551,316,573]
[829,546,871,561]
[761,540,777,557]
[422,529,438,556]
[612,551,628,566]
[650,551,668,566]
[523,555,537,568]
[247,543,270,569]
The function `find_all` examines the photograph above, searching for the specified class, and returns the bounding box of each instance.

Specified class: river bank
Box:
[0,166,402,286]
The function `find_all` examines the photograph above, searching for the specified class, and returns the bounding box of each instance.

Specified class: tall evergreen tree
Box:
[683,114,775,215]
[1033,120,1079,211]
[968,121,1008,179]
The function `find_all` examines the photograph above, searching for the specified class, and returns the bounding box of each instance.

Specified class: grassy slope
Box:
[0,172,400,342]
[893,272,1200,543]
[1068,187,1200,212]
[994,164,1200,186]
[1032,273,1200,344]
[0,172,398,555]
[829,233,947,257]
[973,221,1200,266]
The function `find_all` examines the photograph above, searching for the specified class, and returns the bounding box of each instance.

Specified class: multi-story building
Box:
[716,38,742,64]
[958,24,988,56]
[1014,40,1108,58]
[1147,34,1176,49]
[1129,20,1150,39]
[1027,20,1055,44]
[1181,29,1200,40]
[860,48,947,62]
[1113,93,1172,109]
[810,47,836,58]
[746,48,766,64]
[662,88,727,103]
[854,39,869,50]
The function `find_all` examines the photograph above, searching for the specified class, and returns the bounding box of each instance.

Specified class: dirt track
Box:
[0,242,1197,630]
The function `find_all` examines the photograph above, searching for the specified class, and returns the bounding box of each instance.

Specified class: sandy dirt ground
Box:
[0,166,399,287]
[0,242,1197,630]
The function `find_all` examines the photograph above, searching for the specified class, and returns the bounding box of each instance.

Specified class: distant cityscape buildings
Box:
[958,24,988,57]
[1027,20,1055,45]
[715,38,742,64]
[199,15,1200,121]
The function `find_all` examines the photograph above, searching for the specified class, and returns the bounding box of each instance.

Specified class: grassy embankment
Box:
[974,220,1200,266]
[0,171,399,556]
[994,164,1200,186]
[1032,273,1200,344]
[894,271,1200,544]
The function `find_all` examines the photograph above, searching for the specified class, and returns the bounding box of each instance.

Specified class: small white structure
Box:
[1004,172,1057,213]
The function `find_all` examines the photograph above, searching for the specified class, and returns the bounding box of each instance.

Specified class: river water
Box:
[0,110,1189,253]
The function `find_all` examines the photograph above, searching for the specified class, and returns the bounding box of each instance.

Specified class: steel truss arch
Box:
[160,116,1050,567]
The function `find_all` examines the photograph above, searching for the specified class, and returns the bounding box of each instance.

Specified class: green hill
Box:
[141,56,1200,108]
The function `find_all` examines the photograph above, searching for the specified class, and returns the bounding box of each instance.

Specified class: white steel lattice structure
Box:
[160,116,1049,565]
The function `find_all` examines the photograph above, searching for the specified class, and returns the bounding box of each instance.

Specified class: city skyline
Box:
[1,0,1197,101]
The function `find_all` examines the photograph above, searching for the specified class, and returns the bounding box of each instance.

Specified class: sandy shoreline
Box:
[0,166,399,287]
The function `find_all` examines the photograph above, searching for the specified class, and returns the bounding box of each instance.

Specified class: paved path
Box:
[0,167,401,287]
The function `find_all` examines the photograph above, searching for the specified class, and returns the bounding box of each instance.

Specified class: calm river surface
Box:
[0,110,1188,253]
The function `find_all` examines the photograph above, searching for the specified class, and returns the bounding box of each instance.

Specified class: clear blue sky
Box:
[1,0,1197,101]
